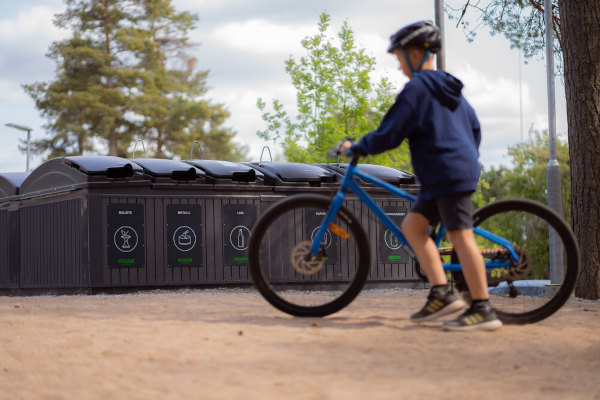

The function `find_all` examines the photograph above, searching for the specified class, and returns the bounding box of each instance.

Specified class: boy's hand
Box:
[338,139,353,158]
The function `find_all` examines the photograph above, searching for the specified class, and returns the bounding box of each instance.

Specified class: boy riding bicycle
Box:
[339,20,502,331]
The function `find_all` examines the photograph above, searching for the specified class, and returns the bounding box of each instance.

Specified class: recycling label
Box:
[167,204,202,267]
[107,203,145,268]
[304,209,338,264]
[378,206,409,264]
[223,204,256,265]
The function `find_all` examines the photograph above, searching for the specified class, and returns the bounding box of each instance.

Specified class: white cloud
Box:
[209,19,314,56]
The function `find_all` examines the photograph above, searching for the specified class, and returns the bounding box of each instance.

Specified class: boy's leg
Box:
[444,229,502,331]
[401,212,445,285]
[447,229,488,300]
[401,212,466,322]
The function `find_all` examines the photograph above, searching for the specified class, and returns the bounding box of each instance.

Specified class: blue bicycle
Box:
[247,150,579,324]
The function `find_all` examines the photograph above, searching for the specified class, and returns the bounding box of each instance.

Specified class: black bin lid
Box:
[131,158,206,182]
[0,172,30,198]
[19,156,145,196]
[317,163,415,185]
[245,162,337,186]
[185,160,262,183]
[65,156,143,176]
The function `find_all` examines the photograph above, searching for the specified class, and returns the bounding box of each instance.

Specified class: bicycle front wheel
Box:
[452,198,579,324]
[248,194,371,317]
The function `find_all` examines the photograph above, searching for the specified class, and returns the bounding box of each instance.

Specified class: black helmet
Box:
[388,20,441,54]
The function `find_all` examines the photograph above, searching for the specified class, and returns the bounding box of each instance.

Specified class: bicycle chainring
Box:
[290,241,325,275]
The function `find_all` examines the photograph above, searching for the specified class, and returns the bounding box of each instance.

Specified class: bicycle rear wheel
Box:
[248,194,371,317]
[452,198,579,324]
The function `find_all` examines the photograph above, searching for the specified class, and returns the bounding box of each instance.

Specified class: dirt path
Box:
[0,289,599,400]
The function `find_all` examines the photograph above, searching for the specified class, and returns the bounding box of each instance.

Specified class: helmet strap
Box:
[415,50,431,74]
[403,48,431,76]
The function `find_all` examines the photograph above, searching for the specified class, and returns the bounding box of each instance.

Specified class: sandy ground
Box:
[0,288,599,400]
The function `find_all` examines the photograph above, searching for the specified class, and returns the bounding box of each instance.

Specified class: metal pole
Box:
[434,0,445,71]
[4,123,33,172]
[519,49,523,142]
[26,129,31,172]
[544,0,563,284]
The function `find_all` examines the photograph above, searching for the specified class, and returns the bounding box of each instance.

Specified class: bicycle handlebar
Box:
[329,139,360,165]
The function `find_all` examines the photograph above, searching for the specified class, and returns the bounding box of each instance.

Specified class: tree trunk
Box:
[109,126,117,156]
[558,0,600,299]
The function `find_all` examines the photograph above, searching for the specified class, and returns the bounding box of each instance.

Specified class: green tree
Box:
[126,0,246,160]
[24,0,244,161]
[480,130,570,216]
[257,12,410,170]
[25,0,142,157]
[477,130,570,279]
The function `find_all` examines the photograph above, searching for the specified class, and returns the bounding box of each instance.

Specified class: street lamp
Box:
[4,123,32,172]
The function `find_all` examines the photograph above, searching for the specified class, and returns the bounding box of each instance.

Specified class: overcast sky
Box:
[0,0,567,172]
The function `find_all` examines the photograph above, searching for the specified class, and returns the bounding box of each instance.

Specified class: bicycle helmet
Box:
[388,21,441,75]
[387,20,441,54]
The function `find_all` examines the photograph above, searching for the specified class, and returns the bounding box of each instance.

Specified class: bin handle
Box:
[132,140,147,159]
[190,141,204,160]
[260,146,272,163]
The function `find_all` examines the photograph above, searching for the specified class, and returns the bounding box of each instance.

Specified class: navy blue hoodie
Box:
[353,70,481,200]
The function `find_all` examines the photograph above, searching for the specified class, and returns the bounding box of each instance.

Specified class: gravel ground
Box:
[0,288,599,400]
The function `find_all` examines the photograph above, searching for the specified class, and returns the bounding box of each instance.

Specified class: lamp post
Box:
[543,0,563,285]
[434,0,446,71]
[4,123,32,172]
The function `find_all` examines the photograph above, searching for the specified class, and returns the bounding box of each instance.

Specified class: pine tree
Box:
[24,0,245,161]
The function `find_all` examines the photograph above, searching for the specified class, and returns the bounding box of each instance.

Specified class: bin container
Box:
[5,152,422,293]
[186,160,262,184]
[317,163,415,185]
[0,172,29,200]
[132,158,204,182]
[254,162,421,288]
[319,163,419,285]
[244,162,337,188]
[19,156,146,198]
[14,156,149,290]
[0,172,28,288]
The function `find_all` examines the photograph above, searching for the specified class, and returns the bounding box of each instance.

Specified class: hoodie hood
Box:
[416,70,464,111]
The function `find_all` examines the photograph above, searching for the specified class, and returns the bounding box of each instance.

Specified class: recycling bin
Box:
[244,162,337,189]
[317,163,415,185]
[132,158,206,186]
[186,160,262,184]
[4,152,421,292]
[15,156,149,290]
[250,161,421,288]
[0,172,29,289]
[0,172,29,200]
[319,163,420,285]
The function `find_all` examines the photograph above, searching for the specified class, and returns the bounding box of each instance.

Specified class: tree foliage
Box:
[24,0,245,161]
[479,130,570,217]
[257,12,410,169]
[476,130,570,279]
[445,0,562,72]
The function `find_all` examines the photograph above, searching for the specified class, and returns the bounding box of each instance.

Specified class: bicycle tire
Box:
[248,194,371,317]
[451,198,579,324]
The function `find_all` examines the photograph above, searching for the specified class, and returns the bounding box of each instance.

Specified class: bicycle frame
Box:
[310,162,520,272]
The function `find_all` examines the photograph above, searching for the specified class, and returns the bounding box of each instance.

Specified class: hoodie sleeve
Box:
[469,104,481,149]
[352,87,418,156]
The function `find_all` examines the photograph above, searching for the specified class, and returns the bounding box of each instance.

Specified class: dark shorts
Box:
[411,191,474,231]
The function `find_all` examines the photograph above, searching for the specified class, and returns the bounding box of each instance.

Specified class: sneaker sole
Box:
[410,299,467,323]
[442,319,503,332]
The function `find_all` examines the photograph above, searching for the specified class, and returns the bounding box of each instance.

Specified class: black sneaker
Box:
[410,286,467,323]
[443,300,503,331]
